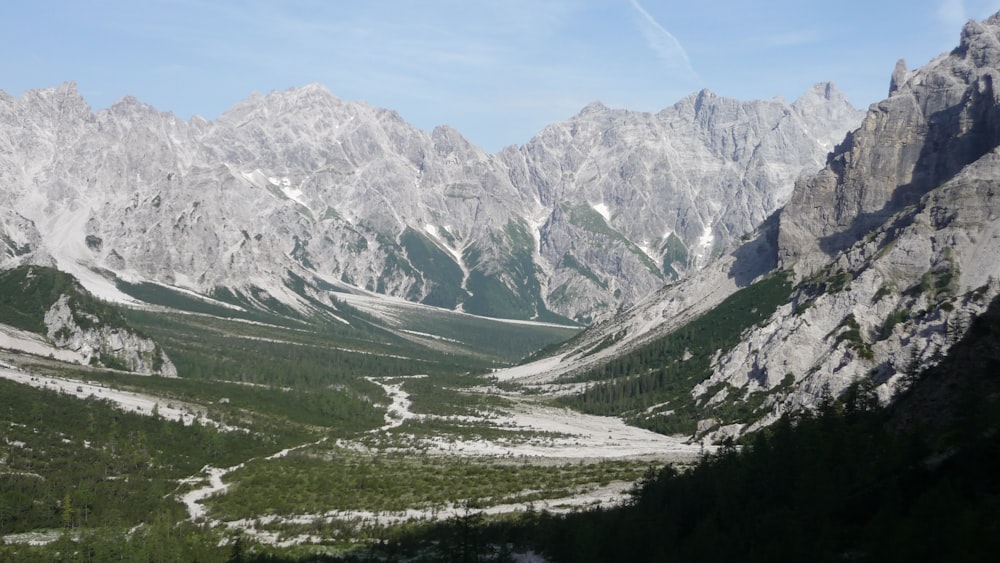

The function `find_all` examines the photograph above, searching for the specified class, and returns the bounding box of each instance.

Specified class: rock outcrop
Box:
[686,13,1000,438]
[702,147,1000,437]
[44,294,177,376]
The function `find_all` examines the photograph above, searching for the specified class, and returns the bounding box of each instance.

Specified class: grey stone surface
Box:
[0,80,860,322]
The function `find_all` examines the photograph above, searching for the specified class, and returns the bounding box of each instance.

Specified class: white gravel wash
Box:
[0,324,84,363]
[179,466,233,521]
[223,480,639,547]
[361,375,704,461]
[366,375,424,431]
[0,367,232,430]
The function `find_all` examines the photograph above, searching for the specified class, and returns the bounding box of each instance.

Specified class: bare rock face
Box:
[779,13,1000,278]
[703,147,1000,438]
[683,14,1000,438]
[501,85,862,320]
[0,209,44,264]
[0,78,860,323]
[43,294,176,376]
[888,59,909,96]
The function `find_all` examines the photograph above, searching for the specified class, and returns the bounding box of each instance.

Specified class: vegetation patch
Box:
[878,309,910,341]
[399,227,469,309]
[117,279,256,319]
[580,329,627,358]
[380,303,578,363]
[832,313,874,360]
[463,220,569,323]
[659,233,688,279]
[400,374,513,417]
[798,266,854,298]
[565,202,664,279]
[872,282,897,304]
[0,379,296,536]
[370,417,573,447]
[0,265,129,335]
[905,267,957,300]
[206,450,655,519]
[122,309,470,389]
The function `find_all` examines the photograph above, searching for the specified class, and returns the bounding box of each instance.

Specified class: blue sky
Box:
[4,0,1000,151]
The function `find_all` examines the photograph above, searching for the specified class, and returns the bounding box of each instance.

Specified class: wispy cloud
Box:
[627,0,699,80]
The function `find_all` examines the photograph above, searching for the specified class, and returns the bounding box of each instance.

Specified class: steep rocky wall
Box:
[696,143,1000,442]
[44,295,176,376]
[779,14,1000,278]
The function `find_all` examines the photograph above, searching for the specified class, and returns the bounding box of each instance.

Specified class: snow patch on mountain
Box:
[591,202,611,221]
[693,224,715,266]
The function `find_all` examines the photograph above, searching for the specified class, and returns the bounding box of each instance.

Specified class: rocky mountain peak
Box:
[672,88,719,118]
[431,124,473,155]
[577,101,610,116]
[107,95,169,121]
[272,82,341,108]
[10,81,92,123]
[958,15,1000,64]
[795,81,839,104]
[214,84,347,131]
[791,82,861,152]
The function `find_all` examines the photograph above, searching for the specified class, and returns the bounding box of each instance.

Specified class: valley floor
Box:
[0,360,704,550]
[171,374,704,547]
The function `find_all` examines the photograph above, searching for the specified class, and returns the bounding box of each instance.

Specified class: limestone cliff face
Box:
[0,79,860,323]
[698,148,1000,439]
[505,84,861,320]
[0,209,44,264]
[778,14,1000,278]
[43,294,176,376]
[683,15,1000,440]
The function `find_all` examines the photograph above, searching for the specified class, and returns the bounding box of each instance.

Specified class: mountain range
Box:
[0,79,861,325]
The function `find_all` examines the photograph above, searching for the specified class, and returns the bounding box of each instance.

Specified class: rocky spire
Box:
[888,59,907,96]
